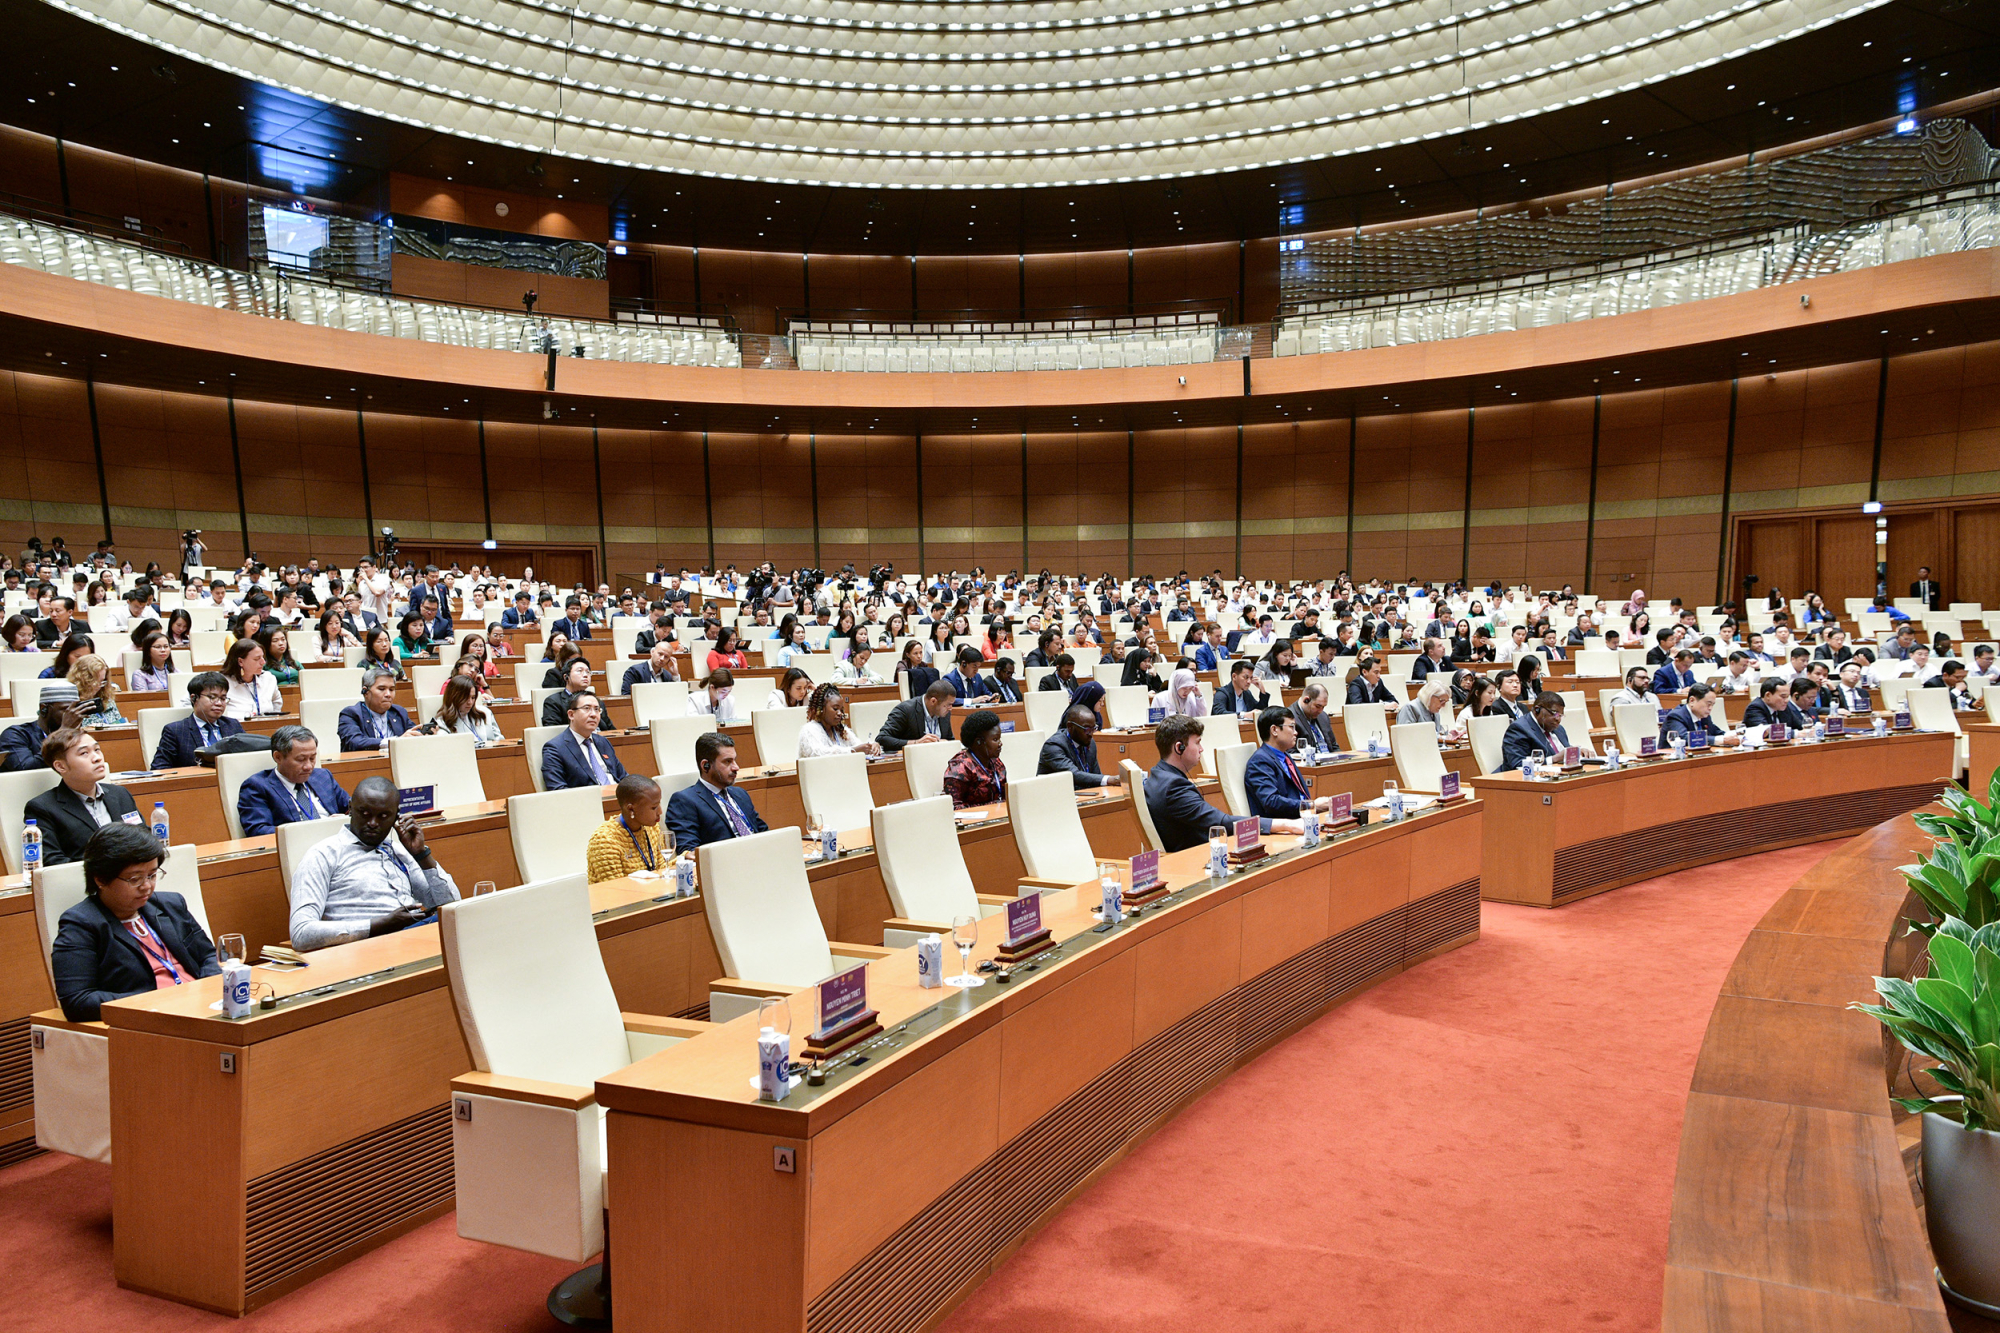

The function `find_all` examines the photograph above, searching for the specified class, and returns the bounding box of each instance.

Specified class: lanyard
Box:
[620,816,657,872]
[967,750,1004,794]
[125,917,184,983]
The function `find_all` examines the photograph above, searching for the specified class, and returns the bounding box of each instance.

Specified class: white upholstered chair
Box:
[869,796,1010,947]
[1008,771,1100,890]
[441,874,708,1322]
[136,705,192,767]
[1212,741,1256,818]
[796,752,875,834]
[508,788,605,885]
[902,739,962,801]
[1468,714,1511,776]
[523,724,564,793]
[698,828,892,1023]
[389,731,485,808]
[1121,759,1166,852]
[1342,701,1391,752]
[750,706,808,772]
[1389,722,1449,793]
[215,749,277,840]
[628,680,691,727]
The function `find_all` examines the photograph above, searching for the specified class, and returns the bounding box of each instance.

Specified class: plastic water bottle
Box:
[1813,719,1825,743]
[1671,734,1687,761]
[1603,744,1620,772]
[1302,807,1321,848]
[1520,752,1539,782]
[674,854,697,898]
[21,819,41,885]
[916,934,943,989]
[151,802,170,847]
[757,1026,792,1103]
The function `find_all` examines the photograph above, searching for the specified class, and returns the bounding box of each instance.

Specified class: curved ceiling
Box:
[50,0,1891,189]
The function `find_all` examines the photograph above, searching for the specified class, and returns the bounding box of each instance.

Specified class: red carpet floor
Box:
[1,843,1830,1333]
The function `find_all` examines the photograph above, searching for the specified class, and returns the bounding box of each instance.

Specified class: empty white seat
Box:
[388,732,485,809]
[698,828,886,1023]
[869,795,1008,947]
[750,707,807,772]
[796,752,875,835]
[902,739,962,801]
[508,787,606,884]
[1389,723,1449,794]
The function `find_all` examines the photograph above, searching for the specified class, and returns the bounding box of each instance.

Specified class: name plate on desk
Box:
[1125,848,1169,905]
[1229,816,1269,866]
[997,893,1055,962]
[1894,709,1912,730]
[398,784,436,817]
[1438,771,1461,800]
[1148,706,1166,723]
[1327,792,1353,823]
[1657,707,1672,724]
[1824,715,1844,736]
[1639,736,1658,757]
[1561,745,1581,769]
[1688,731,1710,750]
[804,964,880,1059]
[1767,721,1789,743]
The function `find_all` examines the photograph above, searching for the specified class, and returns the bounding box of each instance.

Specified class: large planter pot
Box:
[1923,1109,2000,1315]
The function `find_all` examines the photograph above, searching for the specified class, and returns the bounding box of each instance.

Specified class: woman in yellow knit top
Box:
[585,774,674,884]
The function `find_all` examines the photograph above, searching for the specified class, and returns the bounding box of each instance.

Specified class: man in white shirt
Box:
[355,559,396,623]
[1969,645,2000,687]
[287,777,460,952]
[1713,652,1758,694]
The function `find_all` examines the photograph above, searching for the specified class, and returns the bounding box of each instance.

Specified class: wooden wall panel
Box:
[1738,519,1804,600]
[0,126,63,214]
[806,256,908,317]
[1954,508,2000,609]
[62,141,212,261]
[968,434,1024,571]
[919,434,974,571]
[813,434,870,574]
[698,250,806,335]
[388,175,607,241]
[913,255,1017,315]
[1075,430,1129,574]
[1025,431,1082,574]
[866,435,920,574]
[1814,515,1879,607]
[1022,251,1127,313]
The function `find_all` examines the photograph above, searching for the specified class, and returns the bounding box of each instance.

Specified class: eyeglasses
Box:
[109,868,161,889]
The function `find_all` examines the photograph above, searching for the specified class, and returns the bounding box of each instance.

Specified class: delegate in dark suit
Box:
[51,891,220,1021]
[876,697,954,753]
[1911,579,1941,611]
[1037,729,1112,788]
[1036,672,1082,697]
[24,782,141,866]
[1659,704,1724,743]
[336,701,414,752]
[1498,713,1571,772]
[1346,678,1396,705]
[1210,682,1269,715]
[1290,703,1336,754]
[541,728,630,792]
[1243,744,1312,819]
[235,767,351,837]
[1143,760,1270,853]
[149,714,245,770]
[1741,699,1807,730]
[903,665,941,699]
[1651,663,1696,694]
[620,661,674,695]
[664,781,769,852]
[0,719,51,771]
[942,667,992,701]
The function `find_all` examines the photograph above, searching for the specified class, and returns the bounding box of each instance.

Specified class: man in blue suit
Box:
[1036,703,1120,790]
[1499,695,1574,772]
[151,672,245,770]
[337,667,414,752]
[499,590,538,630]
[237,724,351,836]
[549,596,593,642]
[1142,715,1300,853]
[541,691,629,791]
[942,646,996,703]
[1651,649,1697,695]
[1243,707,1334,820]
[1660,684,1741,748]
[1741,677,1807,731]
[665,732,769,851]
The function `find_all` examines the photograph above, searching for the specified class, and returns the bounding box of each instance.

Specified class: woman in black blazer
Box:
[895,639,941,700]
[51,824,220,1022]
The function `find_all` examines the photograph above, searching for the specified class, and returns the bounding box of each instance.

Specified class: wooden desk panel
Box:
[599,800,1485,1333]
[1967,722,2000,798]
[1662,809,1952,1333]
[91,783,1141,1315]
[1475,732,1955,908]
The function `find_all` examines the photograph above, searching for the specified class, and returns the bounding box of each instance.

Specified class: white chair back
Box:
[507,788,606,890]
[997,728,1045,777]
[439,875,629,1087]
[871,796,980,925]
[1342,701,1391,751]
[849,698,896,739]
[698,827,835,986]
[1213,741,1256,818]
[1102,684,1149,729]
[0,768,62,873]
[650,715,714,778]
[1468,713,1510,775]
[1612,704,1656,755]
[1024,689,1070,735]
[298,698,348,752]
[409,664,449,699]
[0,653,53,685]
[511,661,544,702]
[750,706,808,772]
[1389,722,1449,793]
[189,629,229,664]
[388,731,486,809]
[216,749,277,840]
[277,813,350,893]
[1007,772,1097,885]
[1907,687,1959,735]
[1120,759,1166,852]
[137,705,193,767]
[628,680,691,727]
[903,739,962,800]
[797,753,876,833]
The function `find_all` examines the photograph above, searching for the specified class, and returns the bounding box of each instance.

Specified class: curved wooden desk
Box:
[1663,809,1950,1332]
[1475,732,1955,907]
[597,799,1484,1333]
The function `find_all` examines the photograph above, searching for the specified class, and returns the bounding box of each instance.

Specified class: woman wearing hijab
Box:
[1159,667,1206,718]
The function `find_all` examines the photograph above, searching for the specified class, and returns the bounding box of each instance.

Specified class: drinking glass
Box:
[661,827,676,859]
[473,880,497,897]
[1207,825,1228,863]
[758,995,790,1038]
[217,933,246,966]
[948,913,983,988]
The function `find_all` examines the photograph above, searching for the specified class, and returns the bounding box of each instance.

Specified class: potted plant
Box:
[1854,916,2000,1314]
[1901,775,2000,934]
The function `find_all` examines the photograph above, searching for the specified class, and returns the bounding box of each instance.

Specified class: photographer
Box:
[180,529,205,575]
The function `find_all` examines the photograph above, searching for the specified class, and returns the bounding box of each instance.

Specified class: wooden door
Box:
[1737,519,1803,608]
[1811,515,1878,607]
[1954,507,2000,609]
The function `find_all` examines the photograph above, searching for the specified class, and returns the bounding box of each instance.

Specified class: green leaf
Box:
[1917,976,1976,1029]
[1894,1095,1960,1118]
[1932,931,1977,994]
